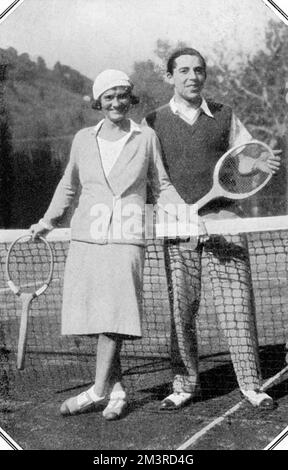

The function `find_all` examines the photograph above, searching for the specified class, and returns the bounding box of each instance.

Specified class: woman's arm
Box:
[146,129,204,238]
[37,133,80,231]
[147,130,187,216]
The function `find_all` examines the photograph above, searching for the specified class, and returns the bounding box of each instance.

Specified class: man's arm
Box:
[229,113,253,148]
[229,113,281,173]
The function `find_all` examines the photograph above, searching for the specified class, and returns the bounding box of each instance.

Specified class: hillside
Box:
[0,48,103,227]
[0,47,100,148]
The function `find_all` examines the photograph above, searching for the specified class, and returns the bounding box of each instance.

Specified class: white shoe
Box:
[60,386,105,416]
[160,392,193,410]
[241,389,274,409]
[102,390,127,421]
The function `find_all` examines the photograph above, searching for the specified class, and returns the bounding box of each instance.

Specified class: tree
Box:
[15,52,37,82]
[208,21,288,147]
[37,56,48,77]
[130,39,192,120]
[219,20,288,215]
[52,61,92,95]
[0,64,13,227]
[129,59,172,121]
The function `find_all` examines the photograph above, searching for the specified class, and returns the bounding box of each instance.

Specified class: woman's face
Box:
[100,86,131,123]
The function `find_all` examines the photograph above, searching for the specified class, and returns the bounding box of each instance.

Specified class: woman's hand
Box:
[178,211,208,250]
[30,223,50,240]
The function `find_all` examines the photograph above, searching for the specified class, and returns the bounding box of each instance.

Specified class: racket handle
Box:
[194,187,218,212]
[7,280,20,295]
[17,294,33,370]
[35,284,48,297]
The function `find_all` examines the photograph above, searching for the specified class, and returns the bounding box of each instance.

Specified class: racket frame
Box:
[196,140,274,211]
[5,234,54,370]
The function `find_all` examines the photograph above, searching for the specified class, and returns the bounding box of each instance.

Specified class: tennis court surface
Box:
[0,215,288,450]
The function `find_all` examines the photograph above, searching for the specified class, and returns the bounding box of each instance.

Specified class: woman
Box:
[30,69,191,421]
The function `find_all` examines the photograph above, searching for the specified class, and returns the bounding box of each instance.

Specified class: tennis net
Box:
[0,215,288,402]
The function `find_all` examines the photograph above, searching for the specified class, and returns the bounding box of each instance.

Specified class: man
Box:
[144,47,281,411]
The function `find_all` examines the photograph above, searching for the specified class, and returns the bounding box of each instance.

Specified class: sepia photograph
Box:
[0,0,288,453]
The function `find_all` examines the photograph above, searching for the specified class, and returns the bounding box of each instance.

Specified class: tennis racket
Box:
[195,140,275,211]
[6,234,54,370]
[156,140,277,239]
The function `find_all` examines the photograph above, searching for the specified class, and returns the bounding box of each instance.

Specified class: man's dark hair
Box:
[167,47,207,75]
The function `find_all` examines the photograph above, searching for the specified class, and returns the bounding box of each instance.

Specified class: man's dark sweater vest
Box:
[146,101,234,212]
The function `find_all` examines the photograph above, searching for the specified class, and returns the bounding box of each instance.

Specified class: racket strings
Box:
[7,239,52,294]
[218,143,271,195]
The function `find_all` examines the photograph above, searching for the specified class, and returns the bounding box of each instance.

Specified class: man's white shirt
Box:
[169,96,253,148]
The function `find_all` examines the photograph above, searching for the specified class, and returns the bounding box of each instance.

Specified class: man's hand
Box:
[254,149,281,174]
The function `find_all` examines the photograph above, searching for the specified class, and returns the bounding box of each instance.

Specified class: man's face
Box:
[167,55,206,103]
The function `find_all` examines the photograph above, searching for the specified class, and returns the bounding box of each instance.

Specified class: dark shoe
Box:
[159,392,193,411]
